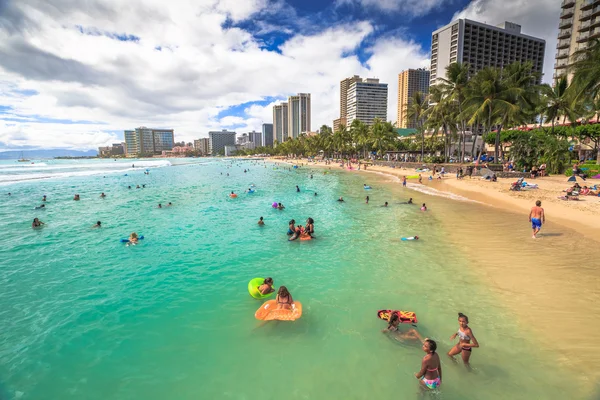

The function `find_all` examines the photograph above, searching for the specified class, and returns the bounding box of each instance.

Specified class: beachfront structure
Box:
[554,0,600,83]
[273,103,289,145]
[237,133,250,145]
[208,130,236,156]
[194,138,210,155]
[287,93,311,139]
[124,127,174,156]
[98,142,125,157]
[334,75,362,132]
[261,123,274,147]
[248,130,262,146]
[397,69,430,129]
[346,78,388,127]
[430,19,546,86]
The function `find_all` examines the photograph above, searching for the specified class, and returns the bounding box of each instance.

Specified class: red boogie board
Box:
[377,309,418,324]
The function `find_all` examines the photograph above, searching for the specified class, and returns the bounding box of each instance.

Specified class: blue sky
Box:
[0,0,559,150]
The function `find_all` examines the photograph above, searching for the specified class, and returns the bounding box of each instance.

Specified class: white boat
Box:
[17,152,30,162]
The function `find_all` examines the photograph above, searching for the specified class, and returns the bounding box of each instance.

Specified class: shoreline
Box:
[267,157,600,239]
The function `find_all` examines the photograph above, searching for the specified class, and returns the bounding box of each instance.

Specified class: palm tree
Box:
[570,39,600,102]
[370,119,396,157]
[405,91,430,161]
[425,85,458,162]
[439,62,470,161]
[540,76,578,135]
[349,119,369,159]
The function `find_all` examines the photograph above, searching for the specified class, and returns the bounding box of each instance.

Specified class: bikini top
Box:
[457,329,471,341]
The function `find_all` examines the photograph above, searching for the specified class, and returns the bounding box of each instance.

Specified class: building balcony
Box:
[561,8,574,19]
[580,20,592,30]
[556,49,570,59]
[590,29,600,39]
[581,0,595,10]
[555,60,569,69]
[581,9,593,20]
[558,29,572,39]
[562,0,575,7]
[559,19,573,29]
[577,32,590,42]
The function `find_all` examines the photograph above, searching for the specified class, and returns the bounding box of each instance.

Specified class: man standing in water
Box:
[528,200,545,239]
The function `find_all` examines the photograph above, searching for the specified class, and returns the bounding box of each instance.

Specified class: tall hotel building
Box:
[288,93,311,139]
[272,103,289,144]
[208,129,236,155]
[397,69,430,129]
[430,19,546,86]
[261,123,274,147]
[554,0,600,82]
[346,78,388,127]
[334,75,361,132]
[124,127,174,156]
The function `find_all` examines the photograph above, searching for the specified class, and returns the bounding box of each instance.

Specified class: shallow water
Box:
[0,158,595,399]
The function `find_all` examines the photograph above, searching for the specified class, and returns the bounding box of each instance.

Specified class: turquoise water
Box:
[0,158,592,399]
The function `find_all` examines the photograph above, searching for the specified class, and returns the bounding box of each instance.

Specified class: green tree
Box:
[439,62,470,160]
[405,91,430,161]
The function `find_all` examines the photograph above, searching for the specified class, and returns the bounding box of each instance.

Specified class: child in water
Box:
[258,216,265,226]
[421,203,427,211]
[127,232,139,246]
[276,286,293,310]
[258,278,274,295]
[382,313,424,342]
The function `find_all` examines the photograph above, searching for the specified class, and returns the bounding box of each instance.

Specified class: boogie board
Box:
[377,309,418,324]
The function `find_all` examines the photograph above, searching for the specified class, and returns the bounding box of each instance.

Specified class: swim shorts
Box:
[531,218,542,229]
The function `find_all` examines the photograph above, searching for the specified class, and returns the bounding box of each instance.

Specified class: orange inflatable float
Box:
[255,300,303,321]
[229,194,238,198]
[299,233,312,241]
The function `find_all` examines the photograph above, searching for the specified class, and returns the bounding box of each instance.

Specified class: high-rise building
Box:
[397,69,431,129]
[247,130,262,146]
[208,129,236,155]
[261,123,274,147]
[273,102,289,144]
[554,0,598,83]
[194,138,210,155]
[430,19,546,86]
[334,75,362,132]
[124,127,174,156]
[346,78,388,127]
[287,93,311,139]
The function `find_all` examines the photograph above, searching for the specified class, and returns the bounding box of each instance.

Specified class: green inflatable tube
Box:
[248,278,275,299]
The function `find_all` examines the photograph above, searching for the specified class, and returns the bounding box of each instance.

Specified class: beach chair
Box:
[510,177,524,191]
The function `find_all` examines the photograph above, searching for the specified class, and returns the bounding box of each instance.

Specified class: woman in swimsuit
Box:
[305,218,314,237]
[276,286,293,310]
[415,339,441,390]
[258,278,274,295]
[448,312,479,367]
[382,313,423,342]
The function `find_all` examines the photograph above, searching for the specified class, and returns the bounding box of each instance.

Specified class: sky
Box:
[0,0,560,151]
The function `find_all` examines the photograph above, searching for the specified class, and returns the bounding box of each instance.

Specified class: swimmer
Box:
[382,313,424,341]
[288,225,301,241]
[8,192,11,196]
[408,198,413,204]
[34,204,45,210]
[258,216,265,226]
[136,185,140,189]
[287,219,296,235]
[383,202,388,207]
[365,196,369,204]
[128,186,132,189]
[416,339,442,390]
[142,184,146,188]
[167,202,172,206]
[314,192,317,196]
[32,218,44,228]
[337,197,344,202]
[42,195,47,202]
[158,203,162,208]
[305,217,314,237]
[100,192,106,198]
[275,286,293,310]
[92,221,101,228]
[296,185,300,192]
[421,203,427,211]
[73,194,80,201]
[448,312,479,368]
[310,174,313,179]
[127,232,139,246]
[277,203,285,210]
[258,277,274,295]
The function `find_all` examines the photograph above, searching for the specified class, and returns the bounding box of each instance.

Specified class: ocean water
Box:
[0,158,594,399]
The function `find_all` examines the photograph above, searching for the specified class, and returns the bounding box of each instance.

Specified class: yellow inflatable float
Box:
[255,300,303,321]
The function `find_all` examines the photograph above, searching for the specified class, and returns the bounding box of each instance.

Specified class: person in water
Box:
[314,192,317,196]
[448,312,479,367]
[421,203,427,211]
[127,232,139,246]
[365,196,369,204]
[32,218,44,228]
[382,313,424,342]
[277,203,285,210]
[305,218,315,237]
[528,200,545,239]
[92,221,101,228]
[35,204,45,210]
[100,192,106,198]
[383,202,388,207]
[415,339,442,390]
[337,197,344,202]
[73,194,80,201]
[158,203,162,208]
[287,219,296,235]
[258,216,265,226]
[136,185,141,189]
[276,286,293,310]
[167,202,172,206]
[408,198,413,204]
[258,277,274,295]
[42,195,47,202]
[128,186,132,189]
[296,185,300,192]
[288,225,302,241]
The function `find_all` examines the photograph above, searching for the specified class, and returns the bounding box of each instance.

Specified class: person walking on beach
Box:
[402,176,407,187]
[415,339,442,390]
[528,200,545,239]
[418,174,423,184]
[448,312,479,368]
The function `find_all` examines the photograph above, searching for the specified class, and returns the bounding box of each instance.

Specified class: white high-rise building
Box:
[287,93,311,139]
[346,78,388,127]
[430,19,546,86]
[272,103,289,145]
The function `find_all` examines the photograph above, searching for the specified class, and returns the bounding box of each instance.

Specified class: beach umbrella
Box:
[567,175,585,183]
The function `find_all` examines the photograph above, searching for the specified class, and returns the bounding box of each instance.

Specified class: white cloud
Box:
[0,0,430,150]
[335,0,451,16]
[453,0,561,84]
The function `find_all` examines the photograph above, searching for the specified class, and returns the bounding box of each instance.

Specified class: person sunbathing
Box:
[580,186,591,195]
